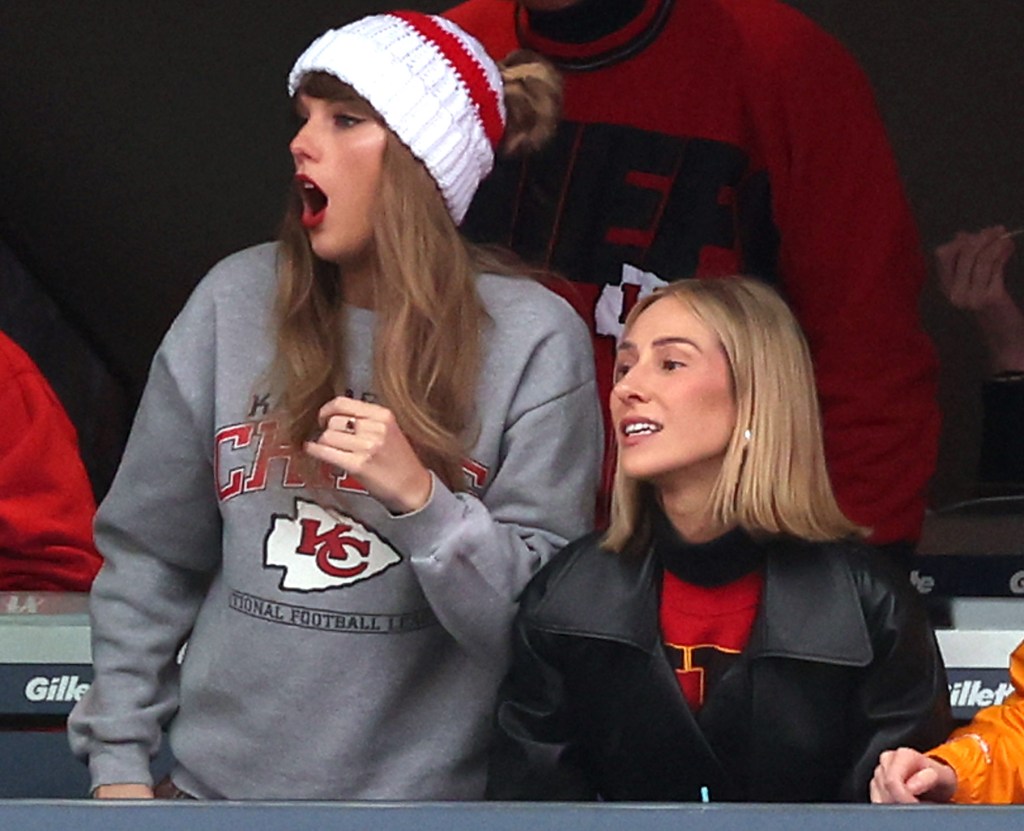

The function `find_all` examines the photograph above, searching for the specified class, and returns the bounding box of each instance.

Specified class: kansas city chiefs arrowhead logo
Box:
[264,498,401,591]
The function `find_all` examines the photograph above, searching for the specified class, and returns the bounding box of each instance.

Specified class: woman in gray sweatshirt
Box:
[68,11,600,800]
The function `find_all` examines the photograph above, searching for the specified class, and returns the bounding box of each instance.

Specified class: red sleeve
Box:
[736,4,939,543]
[445,0,521,56]
[0,334,103,590]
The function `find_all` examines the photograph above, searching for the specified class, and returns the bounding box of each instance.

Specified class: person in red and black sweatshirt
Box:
[0,330,102,591]
[488,278,950,802]
[446,0,940,557]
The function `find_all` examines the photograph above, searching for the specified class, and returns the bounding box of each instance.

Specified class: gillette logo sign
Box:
[25,675,90,703]
[949,679,1013,709]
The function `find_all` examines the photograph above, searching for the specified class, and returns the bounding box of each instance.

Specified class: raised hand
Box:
[304,396,433,515]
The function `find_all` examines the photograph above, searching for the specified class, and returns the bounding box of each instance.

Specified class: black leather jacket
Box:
[486,532,952,802]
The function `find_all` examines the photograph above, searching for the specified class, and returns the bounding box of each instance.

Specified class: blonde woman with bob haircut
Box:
[69,12,600,801]
[606,278,862,554]
[487,276,950,803]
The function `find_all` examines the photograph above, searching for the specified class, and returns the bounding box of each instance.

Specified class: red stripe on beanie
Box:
[389,11,505,149]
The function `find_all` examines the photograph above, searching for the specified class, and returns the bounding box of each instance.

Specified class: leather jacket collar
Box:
[524,532,873,667]
[751,540,873,667]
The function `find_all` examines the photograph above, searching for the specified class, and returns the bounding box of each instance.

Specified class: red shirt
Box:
[660,568,763,710]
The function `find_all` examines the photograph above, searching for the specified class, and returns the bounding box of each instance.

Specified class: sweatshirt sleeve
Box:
[355,305,601,668]
[67,296,223,791]
[739,5,939,544]
[0,335,103,591]
[929,641,1024,804]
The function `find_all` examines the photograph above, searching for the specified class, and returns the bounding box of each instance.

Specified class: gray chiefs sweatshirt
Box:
[68,243,601,799]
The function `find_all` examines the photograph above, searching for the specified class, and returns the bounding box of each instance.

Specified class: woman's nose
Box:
[290,123,316,164]
[612,368,649,403]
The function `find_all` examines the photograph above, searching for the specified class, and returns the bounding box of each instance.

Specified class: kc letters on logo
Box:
[265,499,400,591]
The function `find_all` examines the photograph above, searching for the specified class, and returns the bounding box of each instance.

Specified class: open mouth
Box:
[295,174,327,229]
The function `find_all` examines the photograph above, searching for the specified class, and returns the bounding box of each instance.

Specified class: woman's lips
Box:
[618,417,663,447]
[295,174,327,229]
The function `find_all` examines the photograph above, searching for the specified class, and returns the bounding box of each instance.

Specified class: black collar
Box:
[748,540,873,667]
[516,0,674,71]
[525,0,648,44]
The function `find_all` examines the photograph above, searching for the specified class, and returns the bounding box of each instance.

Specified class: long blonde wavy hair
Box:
[270,54,561,491]
[603,277,867,555]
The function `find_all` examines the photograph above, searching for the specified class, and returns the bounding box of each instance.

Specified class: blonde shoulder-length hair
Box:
[271,59,560,491]
[604,277,867,554]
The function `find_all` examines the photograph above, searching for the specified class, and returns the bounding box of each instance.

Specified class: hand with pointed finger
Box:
[869,747,957,804]
[303,395,433,515]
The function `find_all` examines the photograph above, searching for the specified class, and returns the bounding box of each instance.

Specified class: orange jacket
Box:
[930,641,1024,804]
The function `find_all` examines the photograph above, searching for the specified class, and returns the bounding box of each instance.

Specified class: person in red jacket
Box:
[446,0,940,554]
[0,330,102,590]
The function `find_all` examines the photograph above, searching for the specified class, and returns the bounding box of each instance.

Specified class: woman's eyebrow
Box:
[652,336,702,352]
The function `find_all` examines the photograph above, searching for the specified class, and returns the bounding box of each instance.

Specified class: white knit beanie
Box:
[288,11,506,225]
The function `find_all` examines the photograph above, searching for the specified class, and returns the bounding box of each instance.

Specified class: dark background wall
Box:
[1,1,1022,505]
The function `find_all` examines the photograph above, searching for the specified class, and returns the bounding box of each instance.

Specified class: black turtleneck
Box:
[652,507,765,588]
